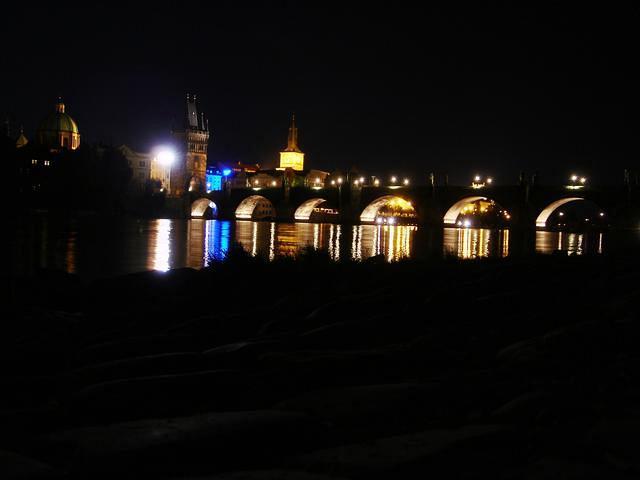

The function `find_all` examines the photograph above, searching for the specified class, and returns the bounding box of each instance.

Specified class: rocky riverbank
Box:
[3,252,640,478]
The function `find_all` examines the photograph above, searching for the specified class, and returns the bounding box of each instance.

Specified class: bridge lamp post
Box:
[391,176,397,184]
[567,174,587,190]
[403,178,410,186]
[374,178,380,187]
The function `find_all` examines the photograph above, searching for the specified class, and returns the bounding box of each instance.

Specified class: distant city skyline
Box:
[2,5,635,185]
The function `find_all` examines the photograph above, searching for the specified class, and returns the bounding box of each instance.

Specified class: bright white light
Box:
[359,177,365,183]
[571,175,578,182]
[354,180,359,186]
[457,221,462,226]
[388,217,396,225]
[331,180,336,185]
[271,180,277,186]
[254,180,259,186]
[337,177,343,184]
[156,149,176,166]
[403,178,409,185]
[315,177,320,183]
[474,175,481,182]
[391,176,397,183]
[487,177,493,184]
[599,212,605,217]
[559,212,564,216]
[374,179,380,186]
[463,219,472,228]
[376,217,383,224]
[580,177,586,184]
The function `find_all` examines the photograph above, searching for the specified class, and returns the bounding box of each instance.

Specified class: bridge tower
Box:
[278,114,304,171]
[171,94,210,196]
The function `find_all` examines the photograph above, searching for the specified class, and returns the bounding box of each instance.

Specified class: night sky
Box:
[2,4,636,185]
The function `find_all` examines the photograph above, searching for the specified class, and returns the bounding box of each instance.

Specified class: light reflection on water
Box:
[535,230,604,256]
[442,228,510,259]
[13,216,622,279]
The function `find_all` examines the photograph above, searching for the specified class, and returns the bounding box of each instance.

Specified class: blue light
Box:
[222,168,232,176]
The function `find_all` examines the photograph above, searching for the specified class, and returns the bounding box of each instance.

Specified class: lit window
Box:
[44,160,50,166]
[31,159,37,165]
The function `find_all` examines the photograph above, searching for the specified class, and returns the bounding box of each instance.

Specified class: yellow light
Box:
[391,176,397,183]
[254,180,259,186]
[487,177,493,184]
[354,180,359,186]
[337,177,343,184]
[315,177,320,183]
[571,175,578,182]
[279,151,304,171]
[374,179,380,186]
[403,178,409,185]
[359,177,365,183]
[271,180,277,186]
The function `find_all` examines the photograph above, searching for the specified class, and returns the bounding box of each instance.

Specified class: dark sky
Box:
[1,4,637,185]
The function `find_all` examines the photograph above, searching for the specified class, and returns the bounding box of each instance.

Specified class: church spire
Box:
[285,113,301,152]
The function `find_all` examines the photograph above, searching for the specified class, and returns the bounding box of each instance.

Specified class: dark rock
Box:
[42,410,326,476]
[0,449,60,479]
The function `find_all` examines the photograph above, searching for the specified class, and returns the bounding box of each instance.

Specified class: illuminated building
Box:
[36,98,80,151]
[278,114,304,171]
[205,166,224,192]
[170,94,210,196]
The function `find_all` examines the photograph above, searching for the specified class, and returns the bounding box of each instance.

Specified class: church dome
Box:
[37,99,81,150]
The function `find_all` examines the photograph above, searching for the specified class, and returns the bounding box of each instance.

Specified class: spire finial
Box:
[56,97,65,113]
[286,113,300,152]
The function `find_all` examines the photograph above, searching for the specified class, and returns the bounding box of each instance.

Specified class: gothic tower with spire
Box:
[278,114,305,171]
[171,94,210,196]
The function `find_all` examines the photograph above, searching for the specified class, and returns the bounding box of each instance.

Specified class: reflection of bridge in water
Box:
[174,219,613,269]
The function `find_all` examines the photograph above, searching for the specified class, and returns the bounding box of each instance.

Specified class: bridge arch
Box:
[443,196,488,225]
[294,198,327,221]
[191,198,218,218]
[360,195,417,223]
[235,195,276,220]
[535,197,584,228]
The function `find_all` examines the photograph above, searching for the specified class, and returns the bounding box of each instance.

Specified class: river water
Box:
[11,215,640,279]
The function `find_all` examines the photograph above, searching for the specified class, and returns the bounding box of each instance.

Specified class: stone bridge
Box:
[184,183,637,228]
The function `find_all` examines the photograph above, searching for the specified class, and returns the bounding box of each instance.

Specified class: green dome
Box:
[37,100,80,150]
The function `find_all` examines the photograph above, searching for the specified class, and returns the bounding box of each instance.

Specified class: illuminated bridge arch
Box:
[191,198,218,218]
[360,195,416,223]
[294,198,327,221]
[443,196,488,225]
[235,195,276,220]
[535,197,584,228]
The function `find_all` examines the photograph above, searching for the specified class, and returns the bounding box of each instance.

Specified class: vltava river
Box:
[11,215,633,278]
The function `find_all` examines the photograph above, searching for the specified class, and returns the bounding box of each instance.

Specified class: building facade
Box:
[119,145,151,192]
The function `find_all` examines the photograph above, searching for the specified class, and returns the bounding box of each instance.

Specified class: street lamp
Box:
[403,178,409,186]
[567,174,587,190]
[154,147,176,194]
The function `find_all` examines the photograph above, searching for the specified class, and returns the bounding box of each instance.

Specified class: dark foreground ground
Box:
[3,250,640,479]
